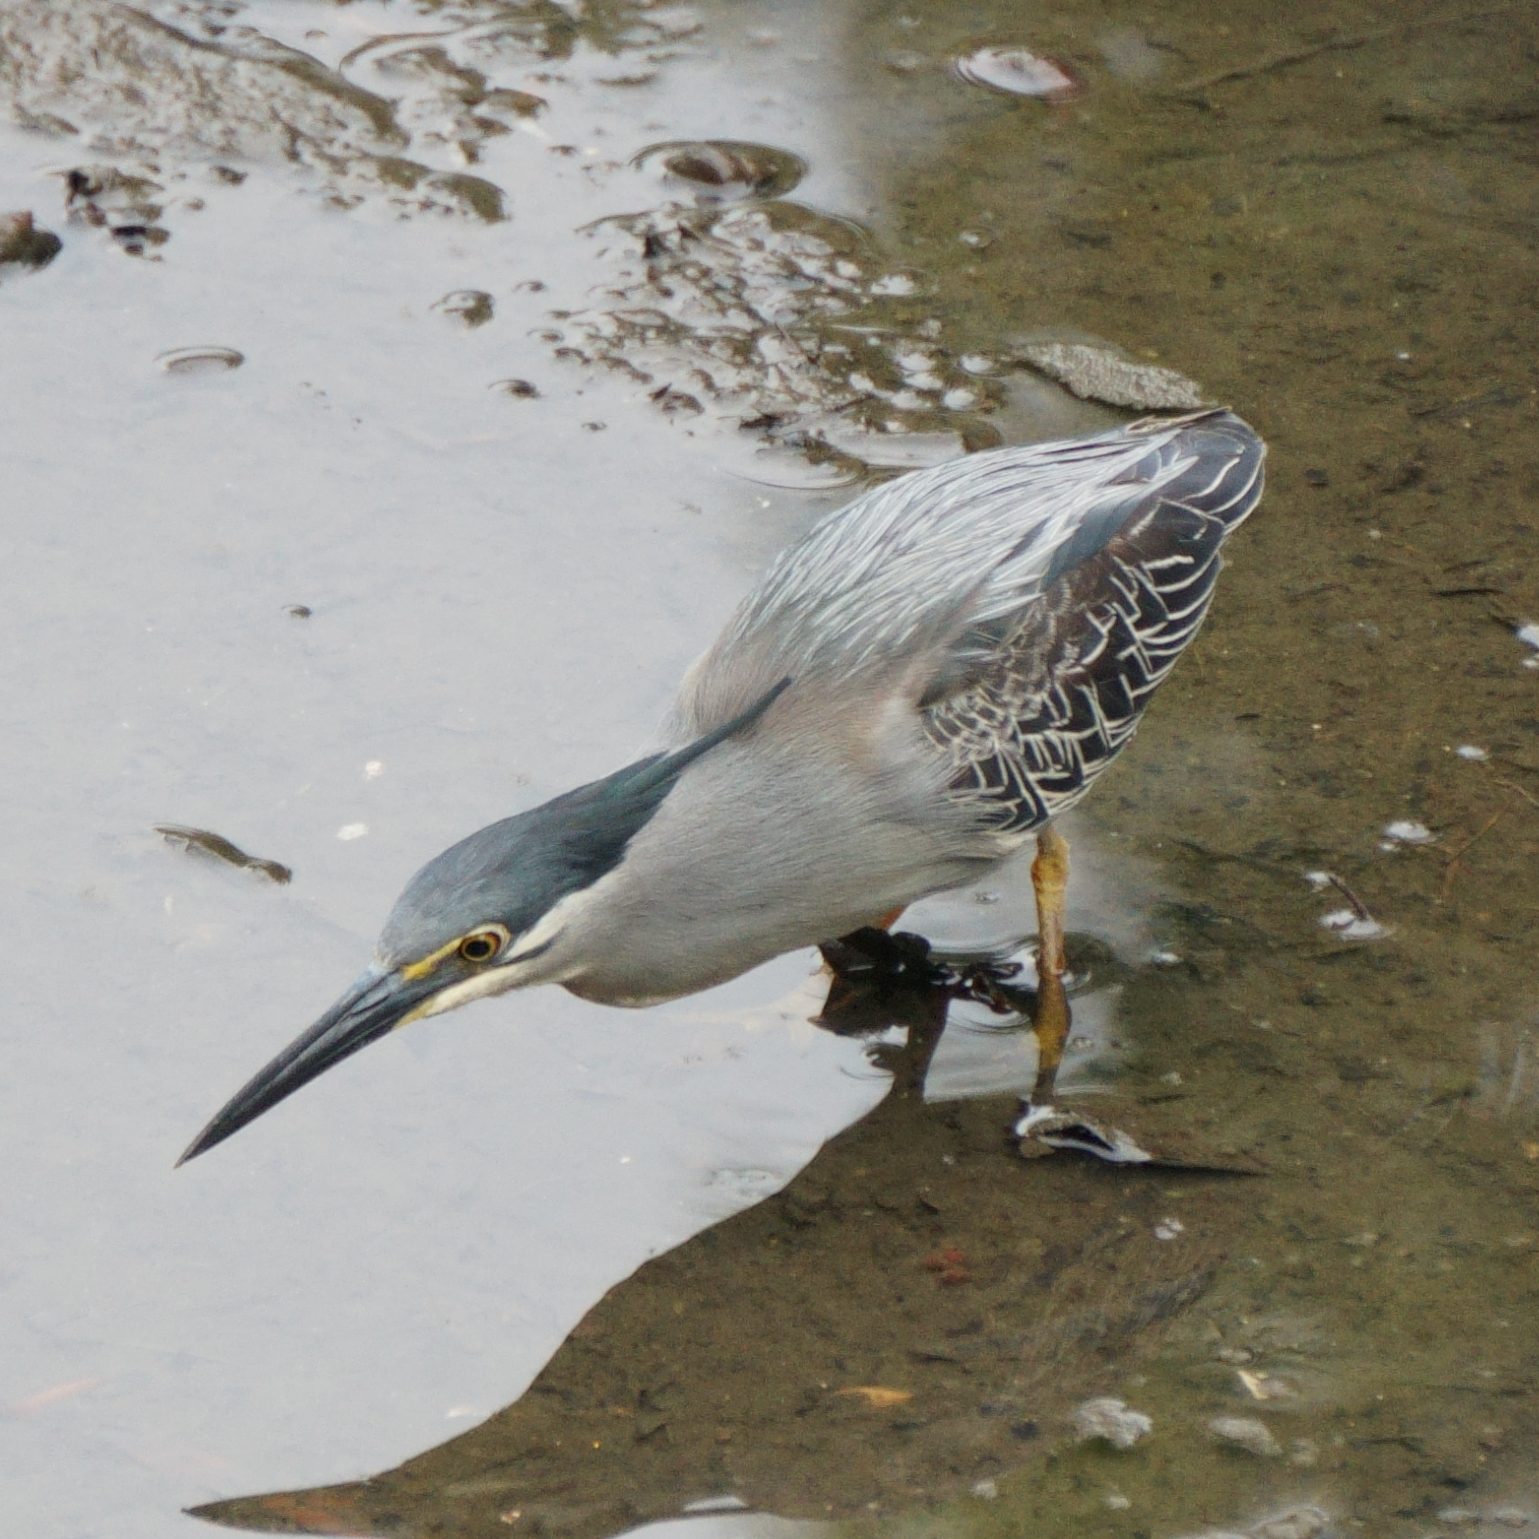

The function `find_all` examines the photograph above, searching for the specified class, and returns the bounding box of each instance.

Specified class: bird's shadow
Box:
[188,933,1252,1539]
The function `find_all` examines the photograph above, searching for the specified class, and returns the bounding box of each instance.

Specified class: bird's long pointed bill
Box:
[178,968,431,1165]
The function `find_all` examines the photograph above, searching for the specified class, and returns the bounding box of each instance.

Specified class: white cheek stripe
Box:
[397,884,602,1025]
[404,964,523,1023]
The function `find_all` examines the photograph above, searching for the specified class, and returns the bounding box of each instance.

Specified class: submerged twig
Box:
[1440,797,1514,901]
[1493,777,1539,811]
[1322,871,1372,924]
[1171,3,1527,96]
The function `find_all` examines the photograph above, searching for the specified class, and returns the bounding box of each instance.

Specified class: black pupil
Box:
[464,935,495,960]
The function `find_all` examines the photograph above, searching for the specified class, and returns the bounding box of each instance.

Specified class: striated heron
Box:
[180,408,1264,1164]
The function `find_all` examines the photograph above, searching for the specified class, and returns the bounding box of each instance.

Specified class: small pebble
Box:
[1015,339,1208,410]
[1209,1415,1281,1457]
[1455,744,1489,761]
[1071,1397,1152,1449]
[1250,1507,1330,1539]
[1236,1369,1298,1402]
[1289,1438,1319,1467]
[337,823,369,841]
[970,1479,998,1500]
[434,290,494,327]
[1382,820,1435,845]
[1107,1494,1132,1510]
[1516,621,1539,651]
[0,209,62,268]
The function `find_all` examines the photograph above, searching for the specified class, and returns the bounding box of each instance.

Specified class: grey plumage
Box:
[566,408,1265,1002]
[379,678,789,968]
[179,408,1264,1164]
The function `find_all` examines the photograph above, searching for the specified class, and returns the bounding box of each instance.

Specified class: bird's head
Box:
[177,679,790,1165]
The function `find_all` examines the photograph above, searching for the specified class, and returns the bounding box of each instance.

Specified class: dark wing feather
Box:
[921,412,1264,833]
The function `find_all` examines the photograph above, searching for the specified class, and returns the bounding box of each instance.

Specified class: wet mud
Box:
[192,980,1247,1536]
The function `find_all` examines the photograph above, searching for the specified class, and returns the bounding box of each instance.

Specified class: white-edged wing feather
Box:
[678,410,1263,839]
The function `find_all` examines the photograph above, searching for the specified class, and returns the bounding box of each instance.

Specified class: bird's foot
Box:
[941,957,1032,1014]
[820,925,944,986]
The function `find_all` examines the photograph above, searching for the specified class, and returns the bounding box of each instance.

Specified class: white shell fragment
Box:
[1071,1397,1152,1449]
[1015,1105,1153,1163]
[1515,621,1539,650]
[336,823,369,841]
[1173,1509,1329,1539]
[1235,1369,1299,1402]
[1015,340,1209,410]
[1318,909,1388,940]
[156,345,244,373]
[1208,1415,1282,1457]
[1382,820,1435,845]
[1250,1507,1330,1539]
[1153,1216,1185,1241]
[1455,744,1489,761]
[955,45,1083,101]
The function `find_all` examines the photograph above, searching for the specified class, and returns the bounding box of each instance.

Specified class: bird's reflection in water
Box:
[191,935,1245,1539]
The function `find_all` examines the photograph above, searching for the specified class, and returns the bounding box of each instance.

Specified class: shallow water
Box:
[1,1,1537,1537]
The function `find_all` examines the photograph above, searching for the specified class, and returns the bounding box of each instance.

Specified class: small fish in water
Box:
[156,825,292,884]
[954,45,1083,101]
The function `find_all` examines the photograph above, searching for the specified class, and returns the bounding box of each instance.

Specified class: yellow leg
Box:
[1029,826,1071,1105]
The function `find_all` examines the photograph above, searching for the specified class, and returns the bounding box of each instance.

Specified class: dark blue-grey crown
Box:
[378,678,790,963]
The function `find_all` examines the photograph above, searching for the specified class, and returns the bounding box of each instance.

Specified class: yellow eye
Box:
[458,928,507,963]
